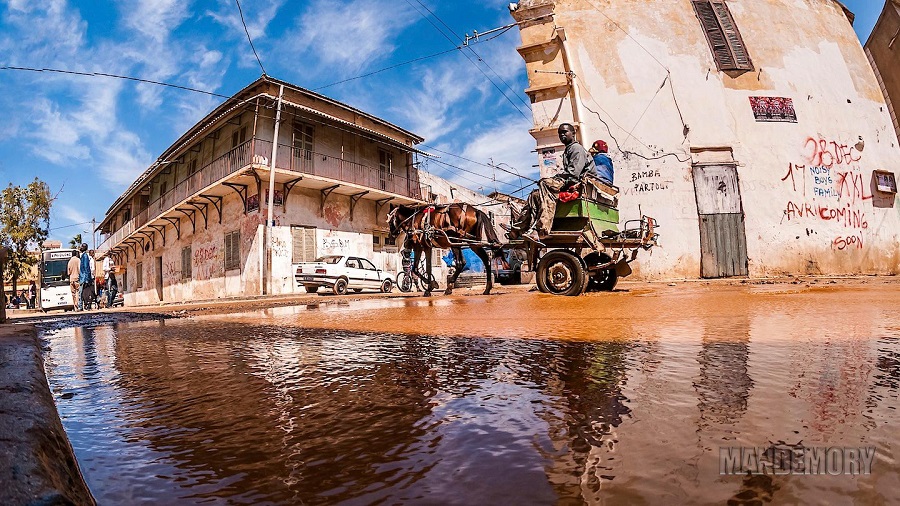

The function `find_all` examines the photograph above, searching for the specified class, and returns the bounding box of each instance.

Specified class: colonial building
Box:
[96,76,502,306]
[511,0,900,278]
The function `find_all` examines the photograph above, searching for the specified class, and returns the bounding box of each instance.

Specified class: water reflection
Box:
[41,286,900,504]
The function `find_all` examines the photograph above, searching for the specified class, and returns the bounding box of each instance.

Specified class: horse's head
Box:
[387,204,415,241]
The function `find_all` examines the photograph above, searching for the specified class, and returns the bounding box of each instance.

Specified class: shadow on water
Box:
[39,286,900,504]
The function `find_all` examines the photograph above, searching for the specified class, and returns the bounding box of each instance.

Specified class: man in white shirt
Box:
[103,255,119,308]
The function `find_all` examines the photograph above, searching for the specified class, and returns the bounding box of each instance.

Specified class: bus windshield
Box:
[42,249,77,287]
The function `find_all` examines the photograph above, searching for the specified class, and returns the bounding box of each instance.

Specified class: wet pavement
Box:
[38,282,900,504]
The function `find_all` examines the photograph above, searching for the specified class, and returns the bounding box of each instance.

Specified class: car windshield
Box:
[315,256,343,264]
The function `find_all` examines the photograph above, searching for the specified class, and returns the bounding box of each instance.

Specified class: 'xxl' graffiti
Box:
[781,136,872,251]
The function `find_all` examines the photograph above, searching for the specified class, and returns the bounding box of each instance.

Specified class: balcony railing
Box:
[97,137,422,256]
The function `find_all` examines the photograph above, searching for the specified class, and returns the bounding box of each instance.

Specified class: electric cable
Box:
[234,0,267,75]
[0,66,231,98]
[404,0,531,121]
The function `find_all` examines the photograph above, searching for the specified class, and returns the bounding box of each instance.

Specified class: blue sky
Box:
[0,0,886,246]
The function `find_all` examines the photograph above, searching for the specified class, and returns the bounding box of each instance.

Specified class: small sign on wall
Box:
[874,170,897,193]
[247,194,260,212]
[749,97,797,123]
[266,189,284,206]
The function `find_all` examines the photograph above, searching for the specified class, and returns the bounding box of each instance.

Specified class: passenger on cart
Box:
[589,139,615,186]
[509,123,595,242]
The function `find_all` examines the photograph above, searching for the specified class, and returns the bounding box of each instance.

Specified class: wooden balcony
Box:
[97,138,424,258]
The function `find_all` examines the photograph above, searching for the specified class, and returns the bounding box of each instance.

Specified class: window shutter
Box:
[693,1,753,71]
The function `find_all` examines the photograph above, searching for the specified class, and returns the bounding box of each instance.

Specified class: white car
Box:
[295,255,395,295]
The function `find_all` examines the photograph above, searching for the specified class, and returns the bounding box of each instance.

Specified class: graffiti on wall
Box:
[272,236,289,258]
[622,168,671,194]
[193,244,220,280]
[780,136,872,251]
[163,261,180,282]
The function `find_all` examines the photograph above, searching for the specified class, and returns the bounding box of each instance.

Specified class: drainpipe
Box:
[556,27,588,144]
[264,84,285,295]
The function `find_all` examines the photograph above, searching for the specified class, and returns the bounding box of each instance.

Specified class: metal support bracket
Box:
[189,202,209,229]
[162,217,181,240]
[175,208,196,234]
[223,182,248,214]
[320,184,340,217]
[282,176,303,211]
[375,197,394,220]
[137,231,155,251]
[247,169,262,206]
[148,224,167,247]
[198,194,223,223]
[349,191,369,222]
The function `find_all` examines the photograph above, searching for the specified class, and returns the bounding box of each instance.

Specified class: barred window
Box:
[182,246,192,280]
[136,262,143,288]
[692,1,753,71]
[224,231,241,271]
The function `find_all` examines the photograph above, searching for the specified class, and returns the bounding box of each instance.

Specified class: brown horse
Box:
[388,203,502,296]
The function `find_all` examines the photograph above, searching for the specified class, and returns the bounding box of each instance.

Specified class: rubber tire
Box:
[305,285,319,293]
[397,273,413,293]
[333,278,349,295]
[381,279,393,293]
[353,288,363,293]
[536,250,587,296]
[589,269,619,291]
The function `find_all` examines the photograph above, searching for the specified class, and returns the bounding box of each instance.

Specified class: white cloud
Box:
[57,203,89,225]
[207,0,284,39]
[285,0,417,72]
[97,130,152,187]
[28,98,91,164]
[120,0,191,44]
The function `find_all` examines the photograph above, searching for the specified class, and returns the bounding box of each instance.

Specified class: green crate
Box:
[553,200,619,233]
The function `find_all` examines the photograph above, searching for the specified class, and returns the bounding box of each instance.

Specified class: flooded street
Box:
[41,283,900,504]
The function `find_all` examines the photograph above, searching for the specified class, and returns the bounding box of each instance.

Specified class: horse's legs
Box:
[423,247,433,296]
[444,247,465,295]
[472,246,494,295]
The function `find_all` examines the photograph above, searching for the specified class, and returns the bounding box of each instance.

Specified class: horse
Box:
[387,203,503,296]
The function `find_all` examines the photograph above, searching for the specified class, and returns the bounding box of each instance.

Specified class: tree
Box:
[69,233,83,250]
[0,179,52,296]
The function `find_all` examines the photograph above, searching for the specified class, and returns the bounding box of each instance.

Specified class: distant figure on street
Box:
[78,243,95,310]
[589,139,615,186]
[103,255,118,308]
[27,280,37,309]
[67,250,81,310]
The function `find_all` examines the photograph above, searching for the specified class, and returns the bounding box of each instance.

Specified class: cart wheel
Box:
[536,250,587,296]
[333,278,349,295]
[381,279,393,293]
[589,269,619,291]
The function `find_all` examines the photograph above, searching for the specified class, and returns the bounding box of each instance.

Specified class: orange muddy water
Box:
[42,283,900,504]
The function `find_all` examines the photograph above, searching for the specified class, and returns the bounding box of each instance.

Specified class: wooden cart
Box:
[522,179,659,296]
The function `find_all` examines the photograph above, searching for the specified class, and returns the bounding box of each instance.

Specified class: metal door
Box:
[693,165,749,278]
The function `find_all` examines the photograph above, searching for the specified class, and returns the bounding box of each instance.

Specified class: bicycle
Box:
[397,253,439,293]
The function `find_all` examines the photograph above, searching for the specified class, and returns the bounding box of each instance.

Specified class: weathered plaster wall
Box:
[514,0,900,278]
[866,0,900,143]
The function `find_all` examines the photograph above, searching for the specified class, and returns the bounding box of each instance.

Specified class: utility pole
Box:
[264,84,285,295]
[91,218,96,250]
[0,247,7,324]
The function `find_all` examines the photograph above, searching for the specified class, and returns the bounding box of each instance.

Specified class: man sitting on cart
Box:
[509,123,595,242]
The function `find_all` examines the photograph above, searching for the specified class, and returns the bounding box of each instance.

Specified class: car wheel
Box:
[353,288,363,293]
[333,278,349,295]
[381,279,393,293]
[305,285,318,293]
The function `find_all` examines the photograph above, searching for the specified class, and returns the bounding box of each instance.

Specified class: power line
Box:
[314,47,459,91]
[0,66,231,98]
[411,0,531,112]
[404,0,531,121]
[234,0,267,76]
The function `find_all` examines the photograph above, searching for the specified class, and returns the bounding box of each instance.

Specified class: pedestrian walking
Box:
[103,255,118,308]
[27,280,37,309]
[78,244,96,310]
[67,250,81,310]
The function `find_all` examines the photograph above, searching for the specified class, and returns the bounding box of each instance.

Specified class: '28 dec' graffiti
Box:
[781,136,871,250]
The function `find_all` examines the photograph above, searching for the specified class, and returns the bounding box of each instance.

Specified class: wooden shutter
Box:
[224,231,241,271]
[693,1,753,71]
[291,226,317,263]
[182,246,192,279]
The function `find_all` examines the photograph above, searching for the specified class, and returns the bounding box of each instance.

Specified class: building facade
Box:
[866,0,900,145]
[511,0,900,278]
[97,76,503,306]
